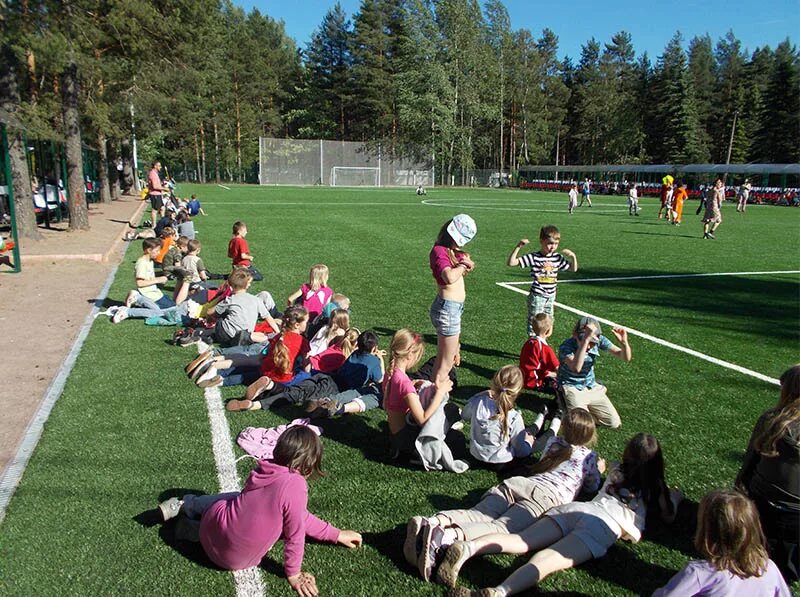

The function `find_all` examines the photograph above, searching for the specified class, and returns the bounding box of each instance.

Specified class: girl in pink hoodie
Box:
[159,426,361,596]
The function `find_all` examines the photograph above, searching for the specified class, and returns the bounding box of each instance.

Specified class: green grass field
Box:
[1,185,798,596]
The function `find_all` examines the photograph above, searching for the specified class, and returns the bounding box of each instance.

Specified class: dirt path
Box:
[0,197,146,475]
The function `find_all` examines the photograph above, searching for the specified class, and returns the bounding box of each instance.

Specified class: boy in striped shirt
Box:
[507,225,578,336]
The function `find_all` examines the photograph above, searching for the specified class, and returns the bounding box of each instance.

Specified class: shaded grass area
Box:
[1,185,798,595]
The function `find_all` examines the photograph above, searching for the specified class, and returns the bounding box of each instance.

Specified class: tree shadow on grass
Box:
[623,230,698,239]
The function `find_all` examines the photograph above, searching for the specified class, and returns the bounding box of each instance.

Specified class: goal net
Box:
[331,166,380,187]
[258,137,432,187]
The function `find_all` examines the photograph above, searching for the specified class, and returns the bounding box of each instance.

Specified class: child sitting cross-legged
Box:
[308,309,350,356]
[519,313,559,394]
[156,426,362,594]
[211,268,277,348]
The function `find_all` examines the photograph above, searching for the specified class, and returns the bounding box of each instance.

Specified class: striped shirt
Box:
[519,251,571,297]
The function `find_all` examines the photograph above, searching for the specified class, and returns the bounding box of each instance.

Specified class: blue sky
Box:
[235,0,798,60]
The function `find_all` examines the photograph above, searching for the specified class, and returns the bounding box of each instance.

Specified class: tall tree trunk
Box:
[212,97,221,184]
[107,140,120,200]
[61,61,89,230]
[199,122,207,184]
[120,138,133,194]
[97,132,111,203]
[1,43,42,240]
[194,132,201,183]
[234,80,242,183]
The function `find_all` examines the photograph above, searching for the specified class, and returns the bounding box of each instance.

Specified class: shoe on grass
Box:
[158,497,184,522]
[111,307,129,324]
[419,518,446,581]
[186,350,213,376]
[304,399,321,413]
[197,375,222,389]
[436,541,473,588]
[404,516,425,567]
[226,399,254,412]
[190,359,216,382]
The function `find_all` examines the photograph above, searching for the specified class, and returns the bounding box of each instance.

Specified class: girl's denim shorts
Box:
[430,296,464,337]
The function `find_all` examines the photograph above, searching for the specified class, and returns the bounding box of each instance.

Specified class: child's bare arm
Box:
[287,288,302,306]
[562,249,578,272]
[507,239,529,266]
[136,275,167,287]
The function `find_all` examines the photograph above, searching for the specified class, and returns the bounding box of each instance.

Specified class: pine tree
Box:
[754,40,800,163]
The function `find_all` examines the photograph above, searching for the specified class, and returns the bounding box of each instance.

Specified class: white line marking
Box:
[203,382,266,596]
[496,282,781,386]
[421,198,623,213]
[0,264,122,523]
[499,270,800,286]
[218,184,232,190]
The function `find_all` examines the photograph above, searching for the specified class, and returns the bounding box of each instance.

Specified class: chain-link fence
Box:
[259,137,432,187]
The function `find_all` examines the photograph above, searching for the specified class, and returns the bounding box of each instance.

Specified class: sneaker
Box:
[98,306,119,319]
[404,516,425,567]
[418,519,446,581]
[304,399,321,413]
[197,375,222,389]
[178,332,201,347]
[185,350,213,377]
[174,517,201,542]
[196,340,211,353]
[436,541,472,588]
[158,497,184,522]
[310,398,339,419]
[195,366,218,385]
[450,421,464,431]
[226,398,254,412]
[708,232,716,239]
[189,358,216,382]
[112,307,129,324]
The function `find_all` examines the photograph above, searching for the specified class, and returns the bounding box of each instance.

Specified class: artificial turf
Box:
[0,185,798,596]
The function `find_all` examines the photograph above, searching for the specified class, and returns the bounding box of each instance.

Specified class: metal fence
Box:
[258,137,432,187]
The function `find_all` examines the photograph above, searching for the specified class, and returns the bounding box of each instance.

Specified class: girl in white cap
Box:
[429,214,476,386]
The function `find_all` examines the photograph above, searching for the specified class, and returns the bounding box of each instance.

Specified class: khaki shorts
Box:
[563,384,621,428]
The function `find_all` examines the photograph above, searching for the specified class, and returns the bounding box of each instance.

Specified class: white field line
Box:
[500,270,800,286]
[421,198,623,213]
[217,184,232,190]
[203,383,266,597]
[496,282,781,386]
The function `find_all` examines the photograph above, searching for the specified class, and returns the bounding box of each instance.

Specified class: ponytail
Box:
[488,365,523,440]
[272,305,308,375]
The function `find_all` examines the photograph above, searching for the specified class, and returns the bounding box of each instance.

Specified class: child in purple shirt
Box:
[157,427,362,595]
[654,489,790,597]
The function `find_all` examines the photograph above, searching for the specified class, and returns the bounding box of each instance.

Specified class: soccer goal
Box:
[330,166,380,187]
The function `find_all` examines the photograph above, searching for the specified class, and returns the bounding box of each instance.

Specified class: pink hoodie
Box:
[199,460,340,575]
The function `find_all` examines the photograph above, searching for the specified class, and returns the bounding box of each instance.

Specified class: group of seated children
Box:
[107,216,795,596]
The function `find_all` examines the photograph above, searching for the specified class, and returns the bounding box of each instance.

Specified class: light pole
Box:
[723,109,739,185]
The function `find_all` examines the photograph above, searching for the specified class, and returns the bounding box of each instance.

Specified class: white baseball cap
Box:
[446,214,477,247]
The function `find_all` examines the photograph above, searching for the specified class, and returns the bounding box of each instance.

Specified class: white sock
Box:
[549,416,561,435]
[441,527,459,547]
[493,585,510,596]
[532,412,545,430]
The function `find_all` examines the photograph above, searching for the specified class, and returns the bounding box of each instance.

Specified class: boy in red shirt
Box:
[227,221,263,281]
[519,312,559,393]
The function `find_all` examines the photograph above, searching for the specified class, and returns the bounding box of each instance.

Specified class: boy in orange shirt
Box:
[671,182,688,225]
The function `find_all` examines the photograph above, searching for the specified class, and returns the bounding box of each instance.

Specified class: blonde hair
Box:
[527,409,597,475]
[532,312,554,337]
[325,309,350,343]
[331,292,350,309]
[271,305,308,375]
[308,264,329,291]
[488,365,524,440]
[331,327,360,359]
[385,329,425,392]
[753,364,800,457]
[695,489,768,578]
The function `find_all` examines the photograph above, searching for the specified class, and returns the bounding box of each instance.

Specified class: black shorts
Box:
[149,194,164,210]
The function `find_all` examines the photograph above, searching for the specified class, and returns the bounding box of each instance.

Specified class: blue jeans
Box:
[334,385,382,411]
[128,293,185,320]
[430,296,464,337]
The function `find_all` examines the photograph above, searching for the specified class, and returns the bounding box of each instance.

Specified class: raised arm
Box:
[561,248,578,272]
[507,239,529,267]
[607,327,632,362]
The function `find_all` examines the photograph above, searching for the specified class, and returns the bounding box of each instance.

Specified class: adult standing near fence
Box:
[147,160,165,227]
[737,178,752,213]
[702,178,724,239]
[429,214,476,387]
